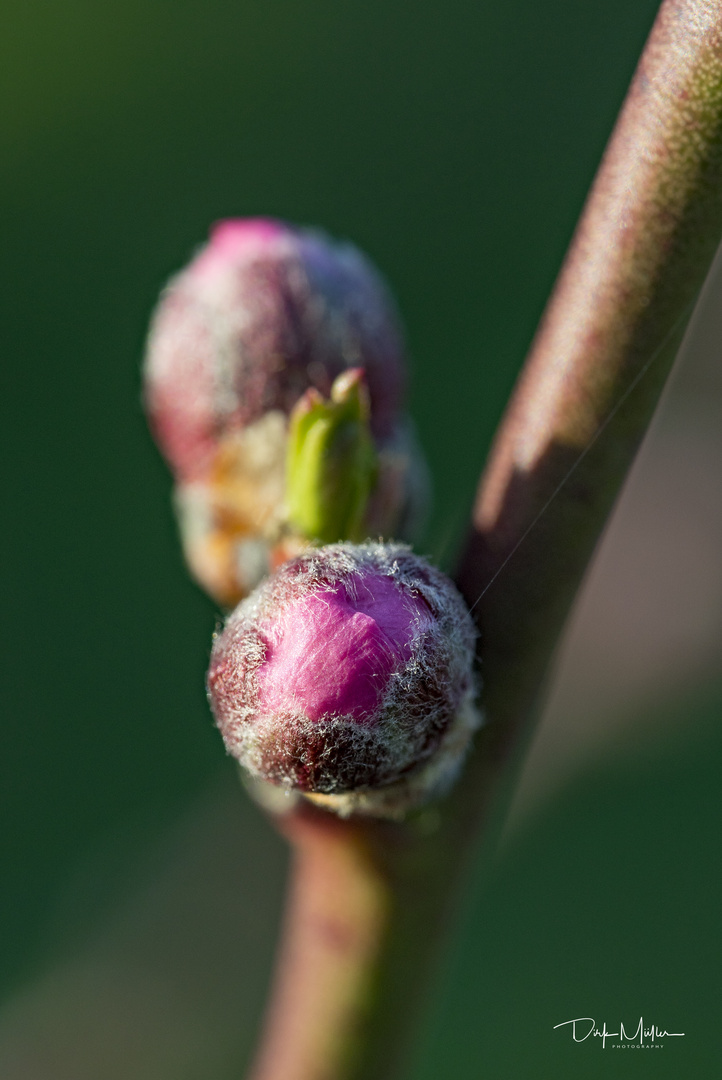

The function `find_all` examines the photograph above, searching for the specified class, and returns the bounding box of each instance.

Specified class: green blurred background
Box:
[3,0,722,1075]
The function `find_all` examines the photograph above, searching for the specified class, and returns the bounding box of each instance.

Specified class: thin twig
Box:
[246,3,722,1078]
[457,0,722,790]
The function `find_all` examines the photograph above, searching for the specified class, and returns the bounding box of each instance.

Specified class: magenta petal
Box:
[209,217,288,251]
[195,218,289,279]
[257,580,431,722]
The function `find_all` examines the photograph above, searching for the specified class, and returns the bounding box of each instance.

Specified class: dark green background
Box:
[3,0,721,1076]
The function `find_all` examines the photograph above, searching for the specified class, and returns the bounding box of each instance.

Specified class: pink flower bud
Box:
[207,543,480,818]
[144,218,406,481]
[142,220,429,606]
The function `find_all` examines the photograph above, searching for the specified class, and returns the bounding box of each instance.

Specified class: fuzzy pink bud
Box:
[142,220,428,606]
[207,543,480,818]
[144,218,406,481]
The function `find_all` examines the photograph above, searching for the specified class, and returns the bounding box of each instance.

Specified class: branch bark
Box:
[457,0,722,761]
[246,3,722,1078]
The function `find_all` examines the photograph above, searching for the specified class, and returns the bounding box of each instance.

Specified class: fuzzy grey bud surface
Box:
[207,542,480,818]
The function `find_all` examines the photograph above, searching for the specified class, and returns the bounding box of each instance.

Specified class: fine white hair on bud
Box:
[207,542,481,819]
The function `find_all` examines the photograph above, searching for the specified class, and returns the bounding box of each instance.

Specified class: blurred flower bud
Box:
[207,542,480,819]
[143,220,429,605]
